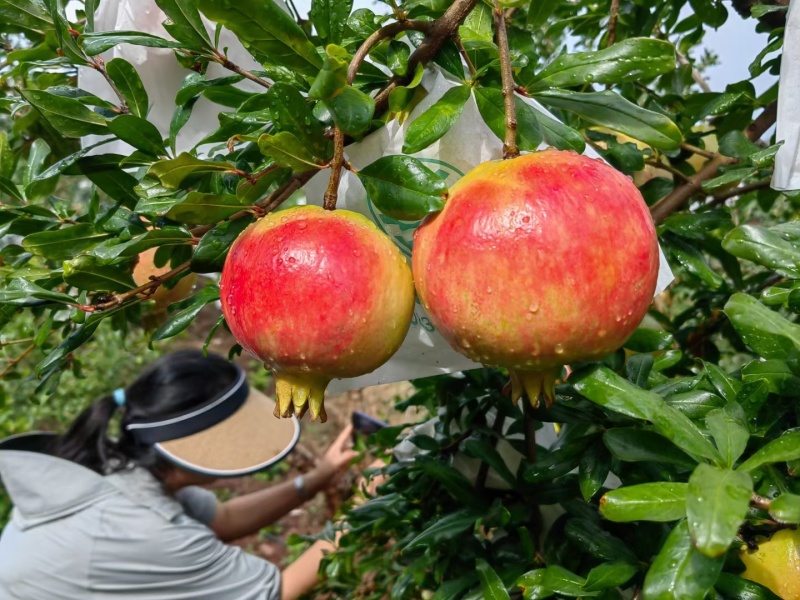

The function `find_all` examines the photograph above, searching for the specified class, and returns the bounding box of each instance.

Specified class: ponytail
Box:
[53,394,125,474]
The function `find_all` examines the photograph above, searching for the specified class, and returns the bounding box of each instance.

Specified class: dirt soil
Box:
[180,304,418,566]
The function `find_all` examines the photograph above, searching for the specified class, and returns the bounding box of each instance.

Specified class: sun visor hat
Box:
[126,365,300,478]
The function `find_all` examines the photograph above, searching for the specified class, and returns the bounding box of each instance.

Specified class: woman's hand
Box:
[313,424,359,486]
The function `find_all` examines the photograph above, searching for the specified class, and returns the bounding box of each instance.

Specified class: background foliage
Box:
[1,0,798,598]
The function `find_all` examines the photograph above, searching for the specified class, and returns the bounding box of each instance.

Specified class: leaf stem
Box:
[85,261,193,313]
[454,34,477,78]
[681,142,717,159]
[644,158,692,182]
[707,178,772,206]
[90,56,130,114]
[0,344,35,379]
[493,0,519,159]
[607,0,620,47]
[211,50,272,89]
[523,397,538,463]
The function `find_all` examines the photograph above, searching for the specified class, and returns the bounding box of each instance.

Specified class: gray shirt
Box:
[0,449,281,599]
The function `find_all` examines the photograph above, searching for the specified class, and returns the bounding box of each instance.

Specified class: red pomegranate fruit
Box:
[220,206,415,422]
[413,150,659,406]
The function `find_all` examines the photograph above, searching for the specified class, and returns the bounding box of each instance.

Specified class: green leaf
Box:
[534,89,682,150]
[387,40,410,76]
[108,115,166,156]
[309,0,353,45]
[723,224,800,278]
[700,360,742,402]
[357,155,447,221]
[79,31,181,56]
[166,192,247,225]
[90,228,193,262]
[516,566,599,599]
[402,510,476,552]
[63,255,136,293]
[476,559,511,600]
[169,98,198,155]
[527,38,675,92]
[718,130,761,159]
[258,132,321,172]
[724,293,800,361]
[0,278,76,306]
[564,518,638,564]
[714,572,782,600]
[463,438,516,486]
[664,234,725,289]
[0,177,23,203]
[742,359,800,397]
[643,521,724,600]
[600,482,688,522]
[155,0,213,49]
[0,0,53,33]
[603,428,697,469]
[19,89,108,138]
[191,216,254,273]
[22,224,111,261]
[474,88,544,153]
[769,493,800,523]
[702,167,757,191]
[526,0,558,29]
[737,431,800,473]
[403,86,471,154]
[264,83,327,158]
[573,367,722,464]
[325,85,375,137]
[687,464,752,557]
[578,440,611,501]
[533,110,586,152]
[706,404,749,468]
[149,153,233,188]
[624,327,673,352]
[106,58,150,119]
[308,44,349,101]
[414,456,481,508]
[151,285,220,341]
[198,0,322,76]
[582,562,638,592]
[689,0,728,27]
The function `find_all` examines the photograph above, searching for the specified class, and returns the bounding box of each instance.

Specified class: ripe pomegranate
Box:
[413,150,659,406]
[220,206,415,422]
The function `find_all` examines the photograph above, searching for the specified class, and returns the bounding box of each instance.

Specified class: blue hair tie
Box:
[112,388,126,408]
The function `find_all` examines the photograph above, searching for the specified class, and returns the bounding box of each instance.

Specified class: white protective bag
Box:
[80,2,674,395]
[772,0,800,191]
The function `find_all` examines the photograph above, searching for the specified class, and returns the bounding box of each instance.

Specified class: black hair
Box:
[53,349,239,477]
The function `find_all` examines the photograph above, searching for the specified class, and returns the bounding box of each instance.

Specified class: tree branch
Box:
[493,0,519,159]
[0,344,35,379]
[607,0,620,47]
[681,142,716,159]
[90,56,130,114]
[676,50,712,93]
[373,0,480,114]
[649,101,778,223]
[454,34,477,78]
[707,178,772,206]
[210,50,272,89]
[644,158,691,182]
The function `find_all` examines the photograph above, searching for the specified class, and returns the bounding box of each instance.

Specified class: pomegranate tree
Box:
[413,149,659,406]
[220,206,415,422]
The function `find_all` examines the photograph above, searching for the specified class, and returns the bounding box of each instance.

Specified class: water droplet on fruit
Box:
[297,222,307,230]
[528,302,539,313]
[280,216,288,223]
[353,250,360,256]
[486,286,493,293]
[288,257,296,264]
[555,344,565,354]
[598,329,607,338]
[615,315,622,322]
[299,353,306,360]
[522,216,530,223]
[461,339,471,349]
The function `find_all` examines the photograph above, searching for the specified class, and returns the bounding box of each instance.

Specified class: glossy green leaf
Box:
[564,518,638,563]
[579,440,611,501]
[166,192,247,224]
[191,216,254,273]
[516,566,599,599]
[148,153,233,188]
[403,86,471,154]
[308,44,349,101]
[737,431,800,473]
[89,228,193,262]
[462,438,516,486]
[63,255,136,293]
[108,115,166,156]
[476,559,511,600]
[151,285,220,341]
[79,31,181,56]
[258,132,321,172]
[0,278,76,306]
[582,562,638,592]
[700,360,742,402]
[19,89,108,138]
[664,234,725,289]
[706,404,749,468]
[236,166,291,203]
[402,510,475,552]
[689,0,728,27]
[310,0,353,45]
[742,359,800,397]
[474,88,544,153]
[0,0,53,33]
[600,482,688,522]
[573,367,722,463]
[527,38,675,92]
[533,109,586,152]
[723,224,800,278]
[387,40,410,76]
[534,89,682,150]
[264,83,327,157]
[714,572,782,600]
[724,293,800,361]
[687,464,752,557]
[603,428,697,469]
[357,155,447,221]
[325,85,375,137]
[105,58,150,119]
[643,521,724,600]
[526,0,558,29]
[702,167,757,191]
[769,493,800,523]
[198,0,322,76]
[155,0,213,49]
[0,176,23,203]
[22,224,111,261]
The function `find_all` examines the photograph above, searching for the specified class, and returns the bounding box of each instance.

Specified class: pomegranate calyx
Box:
[508,368,558,408]
[274,372,330,423]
